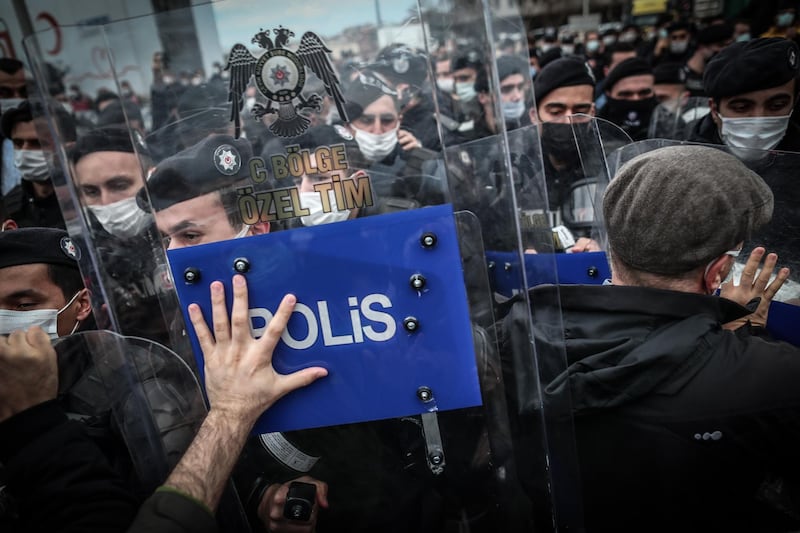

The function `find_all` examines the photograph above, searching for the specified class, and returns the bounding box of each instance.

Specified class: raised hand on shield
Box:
[187,275,328,425]
[720,247,791,330]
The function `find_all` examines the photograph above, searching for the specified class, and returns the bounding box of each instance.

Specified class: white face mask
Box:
[354,126,398,161]
[586,40,601,53]
[719,113,791,159]
[502,99,526,121]
[0,98,24,111]
[0,290,83,339]
[88,196,152,238]
[437,78,455,94]
[454,81,477,102]
[14,149,50,182]
[233,224,251,238]
[300,190,351,226]
[561,45,575,56]
[670,40,689,54]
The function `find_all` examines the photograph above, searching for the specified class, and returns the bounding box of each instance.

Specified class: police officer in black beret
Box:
[689,37,800,155]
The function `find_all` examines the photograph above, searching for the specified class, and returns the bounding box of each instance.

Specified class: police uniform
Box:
[0,228,204,531]
[689,38,800,152]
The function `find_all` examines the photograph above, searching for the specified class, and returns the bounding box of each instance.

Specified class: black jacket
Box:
[0,401,138,533]
[516,284,800,532]
[126,489,217,533]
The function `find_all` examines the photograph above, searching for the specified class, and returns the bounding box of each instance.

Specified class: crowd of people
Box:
[0,2,799,532]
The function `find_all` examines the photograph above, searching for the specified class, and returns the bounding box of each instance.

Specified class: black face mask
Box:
[602,96,657,139]
[541,122,581,166]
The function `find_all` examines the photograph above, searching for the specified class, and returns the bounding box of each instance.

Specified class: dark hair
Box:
[47,263,85,301]
[0,58,24,75]
[219,186,244,229]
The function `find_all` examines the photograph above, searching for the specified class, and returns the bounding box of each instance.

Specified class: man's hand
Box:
[258,476,329,533]
[0,326,58,423]
[187,275,328,425]
[720,247,790,330]
[398,129,421,151]
[569,237,602,253]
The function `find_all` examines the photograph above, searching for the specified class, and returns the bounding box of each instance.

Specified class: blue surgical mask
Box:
[502,99,526,121]
[455,81,477,102]
[777,12,795,27]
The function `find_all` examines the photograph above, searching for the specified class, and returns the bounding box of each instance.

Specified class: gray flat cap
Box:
[604,145,773,275]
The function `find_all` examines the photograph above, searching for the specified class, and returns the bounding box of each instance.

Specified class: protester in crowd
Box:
[515,145,796,532]
[0,100,74,229]
[650,20,694,66]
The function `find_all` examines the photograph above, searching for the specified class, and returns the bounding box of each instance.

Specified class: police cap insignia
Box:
[334,124,354,141]
[60,237,81,261]
[0,228,80,271]
[214,144,242,176]
[790,48,798,69]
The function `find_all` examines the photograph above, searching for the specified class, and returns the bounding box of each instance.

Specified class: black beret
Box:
[538,47,564,69]
[139,134,253,212]
[604,145,773,275]
[653,62,687,85]
[534,57,596,105]
[475,55,528,93]
[71,127,147,164]
[603,57,653,93]
[0,227,81,270]
[696,23,734,46]
[704,38,800,98]
[667,21,693,34]
[343,74,396,120]
[97,99,143,128]
[368,44,428,86]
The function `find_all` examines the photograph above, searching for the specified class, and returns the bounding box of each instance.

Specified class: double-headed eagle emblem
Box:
[225,26,348,138]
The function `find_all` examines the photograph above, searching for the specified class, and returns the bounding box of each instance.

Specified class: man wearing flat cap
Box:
[597,57,657,139]
[689,37,800,155]
[507,145,800,531]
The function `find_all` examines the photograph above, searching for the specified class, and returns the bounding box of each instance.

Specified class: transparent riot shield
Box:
[24,1,580,531]
[609,138,800,338]
[647,95,711,141]
[53,330,206,496]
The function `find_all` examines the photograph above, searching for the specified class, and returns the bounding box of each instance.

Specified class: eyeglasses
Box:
[356,114,398,127]
[500,82,526,95]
